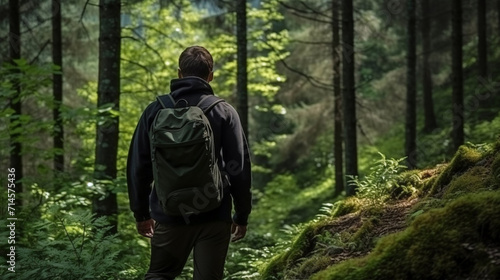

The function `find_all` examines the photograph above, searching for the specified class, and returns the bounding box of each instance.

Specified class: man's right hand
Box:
[231,223,247,242]
[136,219,155,238]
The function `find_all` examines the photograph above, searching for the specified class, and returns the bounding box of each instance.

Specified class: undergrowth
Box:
[2,209,122,280]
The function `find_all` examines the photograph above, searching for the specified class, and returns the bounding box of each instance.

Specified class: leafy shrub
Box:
[348,153,409,204]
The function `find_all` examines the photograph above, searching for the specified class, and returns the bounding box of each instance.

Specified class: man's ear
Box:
[207,71,213,83]
[178,68,183,78]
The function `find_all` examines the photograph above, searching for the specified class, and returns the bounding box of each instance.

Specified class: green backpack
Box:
[149,94,225,218]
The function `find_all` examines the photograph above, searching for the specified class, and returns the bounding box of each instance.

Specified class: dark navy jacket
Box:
[127,77,252,225]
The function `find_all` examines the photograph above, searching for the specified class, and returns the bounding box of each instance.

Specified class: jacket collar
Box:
[169,77,214,99]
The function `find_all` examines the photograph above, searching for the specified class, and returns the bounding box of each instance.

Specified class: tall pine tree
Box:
[477,0,487,79]
[9,0,23,204]
[52,0,64,173]
[406,0,417,169]
[93,0,121,233]
[421,0,437,133]
[332,0,344,196]
[236,0,248,136]
[451,0,464,151]
[342,0,357,196]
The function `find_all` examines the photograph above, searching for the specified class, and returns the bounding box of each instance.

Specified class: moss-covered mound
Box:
[312,191,500,279]
[260,141,500,279]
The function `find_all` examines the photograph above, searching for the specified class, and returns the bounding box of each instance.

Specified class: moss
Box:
[429,145,483,196]
[391,170,421,199]
[350,217,378,250]
[295,255,331,278]
[408,197,446,223]
[331,197,362,218]
[260,254,286,280]
[443,166,492,198]
[421,174,437,193]
[285,223,317,265]
[398,170,421,186]
[310,191,500,280]
[491,149,500,185]
[260,223,318,279]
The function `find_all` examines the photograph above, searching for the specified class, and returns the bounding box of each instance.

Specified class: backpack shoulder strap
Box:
[156,94,176,109]
[197,95,225,114]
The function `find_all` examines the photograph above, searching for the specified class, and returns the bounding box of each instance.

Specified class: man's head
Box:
[178,46,214,82]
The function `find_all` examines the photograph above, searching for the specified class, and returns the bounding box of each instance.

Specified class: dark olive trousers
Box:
[144,220,232,280]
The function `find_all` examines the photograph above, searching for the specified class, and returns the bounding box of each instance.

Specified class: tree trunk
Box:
[421,0,437,133]
[406,0,417,169]
[9,0,23,205]
[498,0,500,39]
[236,0,248,137]
[332,0,344,196]
[341,0,357,196]
[93,0,121,233]
[451,0,464,151]
[477,0,487,78]
[52,0,64,173]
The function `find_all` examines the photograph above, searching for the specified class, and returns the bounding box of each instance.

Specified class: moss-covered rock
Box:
[310,191,500,280]
[429,145,483,196]
[331,197,363,218]
[443,166,493,198]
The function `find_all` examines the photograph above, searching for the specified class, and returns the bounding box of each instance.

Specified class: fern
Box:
[5,210,122,280]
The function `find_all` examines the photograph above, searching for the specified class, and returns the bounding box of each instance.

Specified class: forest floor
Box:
[262,142,500,279]
[322,197,420,266]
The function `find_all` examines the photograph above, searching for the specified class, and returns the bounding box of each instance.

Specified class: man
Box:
[127,46,252,280]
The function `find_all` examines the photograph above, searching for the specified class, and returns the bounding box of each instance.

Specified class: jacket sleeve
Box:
[127,104,155,222]
[221,103,252,225]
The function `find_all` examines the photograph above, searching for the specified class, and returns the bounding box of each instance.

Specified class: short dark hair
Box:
[178,46,213,79]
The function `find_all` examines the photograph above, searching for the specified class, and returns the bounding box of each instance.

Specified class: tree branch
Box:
[290,39,331,45]
[120,57,157,87]
[278,0,333,24]
[121,34,167,67]
[256,38,333,90]
[29,40,51,64]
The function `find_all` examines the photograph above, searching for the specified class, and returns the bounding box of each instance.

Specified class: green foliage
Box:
[0,59,60,164]
[315,230,356,253]
[234,170,338,279]
[5,1,499,279]
[348,153,410,204]
[2,210,121,280]
[469,113,500,144]
[250,172,335,234]
[223,233,277,279]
